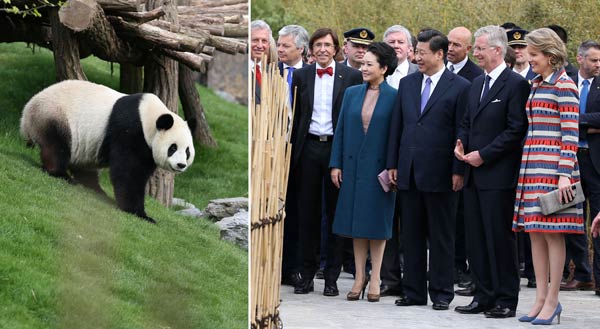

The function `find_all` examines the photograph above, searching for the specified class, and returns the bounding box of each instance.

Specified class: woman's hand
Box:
[557,176,574,204]
[331,168,342,189]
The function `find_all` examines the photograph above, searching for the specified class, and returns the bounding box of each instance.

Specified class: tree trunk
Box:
[179,63,217,147]
[143,0,179,208]
[119,63,143,94]
[49,8,87,81]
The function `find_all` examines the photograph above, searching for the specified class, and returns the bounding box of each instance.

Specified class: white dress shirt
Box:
[421,66,446,99]
[482,62,507,98]
[513,63,530,79]
[447,56,468,74]
[386,59,410,89]
[309,61,336,136]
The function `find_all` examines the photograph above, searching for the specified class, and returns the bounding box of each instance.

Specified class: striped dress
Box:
[512,68,585,234]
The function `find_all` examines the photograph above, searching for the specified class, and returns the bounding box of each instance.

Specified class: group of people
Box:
[250,20,600,325]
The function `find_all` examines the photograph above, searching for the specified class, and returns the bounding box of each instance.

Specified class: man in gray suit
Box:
[385,25,419,89]
[379,24,419,297]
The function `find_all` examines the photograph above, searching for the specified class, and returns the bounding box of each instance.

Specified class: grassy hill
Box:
[0,43,248,329]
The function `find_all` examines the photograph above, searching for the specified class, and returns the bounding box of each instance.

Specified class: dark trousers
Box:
[400,176,457,304]
[380,196,403,288]
[296,139,344,284]
[572,151,597,283]
[463,186,519,309]
[454,192,469,274]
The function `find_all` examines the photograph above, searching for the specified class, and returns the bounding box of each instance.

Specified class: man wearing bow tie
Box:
[290,28,362,296]
[453,25,529,318]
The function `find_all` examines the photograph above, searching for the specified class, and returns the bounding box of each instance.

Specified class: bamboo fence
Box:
[250,59,295,329]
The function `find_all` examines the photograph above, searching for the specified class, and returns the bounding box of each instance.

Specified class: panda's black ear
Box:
[156,114,174,130]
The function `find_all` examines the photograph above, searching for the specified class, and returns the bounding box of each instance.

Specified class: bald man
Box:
[447,27,483,82]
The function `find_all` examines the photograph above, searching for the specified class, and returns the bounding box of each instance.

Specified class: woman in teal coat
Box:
[330,42,398,303]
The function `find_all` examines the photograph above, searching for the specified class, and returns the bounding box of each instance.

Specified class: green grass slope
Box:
[0,43,248,329]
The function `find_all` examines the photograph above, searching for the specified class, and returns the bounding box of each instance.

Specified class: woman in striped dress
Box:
[513,28,585,325]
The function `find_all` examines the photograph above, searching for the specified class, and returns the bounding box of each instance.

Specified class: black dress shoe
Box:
[484,305,516,318]
[432,301,449,310]
[323,282,339,296]
[293,280,314,294]
[281,272,302,286]
[454,301,492,314]
[455,283,475,296]
[380,284,403,297]
[395,296,426,306]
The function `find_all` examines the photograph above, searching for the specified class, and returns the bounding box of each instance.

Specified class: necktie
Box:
[287,67,295,105]
[580,79,590,114]
[255,64,261,86]
[481,75,491,101]
[420,77,432,113]
[449,64,455,73]
[317,67,333,78]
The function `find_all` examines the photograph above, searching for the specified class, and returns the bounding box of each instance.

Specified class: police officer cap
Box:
[343,27,375,46]
[507,29,528,47]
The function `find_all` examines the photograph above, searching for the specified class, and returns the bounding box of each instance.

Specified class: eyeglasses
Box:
[314,42,334,49]
[473,46,495,53]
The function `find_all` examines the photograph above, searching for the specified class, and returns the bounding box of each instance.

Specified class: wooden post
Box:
[49,7,87,81]
[143,0,179,208]
[178,63,217,147]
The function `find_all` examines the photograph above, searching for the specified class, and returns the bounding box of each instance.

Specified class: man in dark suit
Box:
[379,23,419,298]
[387,29,470,311]
[507,29,536,82]
[276,24,309,288]
[453,25,529,318]
[290,28,363,296]
[447,26,483,82]
[446,26,484,297]
[561,40,600,293]
[250,20,272,104]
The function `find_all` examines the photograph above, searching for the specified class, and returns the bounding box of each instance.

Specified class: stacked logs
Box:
[250,60,294,329]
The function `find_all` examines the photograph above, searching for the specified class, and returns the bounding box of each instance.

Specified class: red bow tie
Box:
[317,67,333,78]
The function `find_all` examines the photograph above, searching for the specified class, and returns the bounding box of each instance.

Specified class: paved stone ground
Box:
[279,272,600,328]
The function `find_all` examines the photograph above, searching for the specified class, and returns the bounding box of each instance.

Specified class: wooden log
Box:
[58,0,97,32]
[119,63,143,94]
[178,63,217,147]
[97,0,140,12]
[206,35,246,54]
[162,48,208,73]
[223,22,246,38]
[108,16,205,53]
[117,6,164,24]
[49,8,87,81]
[190,0,246,7]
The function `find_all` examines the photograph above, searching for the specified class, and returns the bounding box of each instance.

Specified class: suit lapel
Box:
[588,77,600,112]
[476,68,509,116]
[307,65,316,114]
[420,69,452,118]
[332,63,345,110]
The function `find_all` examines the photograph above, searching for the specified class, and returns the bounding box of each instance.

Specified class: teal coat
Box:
[330,82,397,240]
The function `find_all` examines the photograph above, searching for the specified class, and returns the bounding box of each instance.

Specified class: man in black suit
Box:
[446,26,483,297]
[453,25,529,318]
[387,29,470,311]
[276,24,309,288]
[290,28,363,296]
[447,26,483,82]
[561,40,600,293]
[250,20,272,104]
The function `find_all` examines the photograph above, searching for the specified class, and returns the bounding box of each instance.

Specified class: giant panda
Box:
[20,80,195,223]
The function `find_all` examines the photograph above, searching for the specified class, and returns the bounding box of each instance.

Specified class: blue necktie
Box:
[580,79,590,148]
[481,75,491,101]
[287,67,295,105]
[420,77,432,113]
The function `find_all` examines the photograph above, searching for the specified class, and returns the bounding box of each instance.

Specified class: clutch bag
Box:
[377,169,396,193]
[538,182,585,216]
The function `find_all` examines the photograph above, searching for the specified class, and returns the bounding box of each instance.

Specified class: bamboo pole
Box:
[250,58,295,329]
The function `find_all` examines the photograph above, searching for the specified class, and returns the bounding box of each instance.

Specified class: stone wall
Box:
[207,52,248,105]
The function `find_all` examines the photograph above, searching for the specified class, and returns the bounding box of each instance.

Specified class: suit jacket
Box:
[278,61,308,76]
[290,62,363,168]
[329,82,397,239]
[386,69,471,192]
[571,74,600,171]
[457,58,483,82]
[457,67,529,190]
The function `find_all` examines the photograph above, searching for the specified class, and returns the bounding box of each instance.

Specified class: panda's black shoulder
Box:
[98,93,152,166]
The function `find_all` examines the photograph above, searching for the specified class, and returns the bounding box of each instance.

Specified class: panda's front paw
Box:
[142,216,157,224]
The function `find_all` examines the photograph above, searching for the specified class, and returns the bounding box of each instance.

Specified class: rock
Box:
[216,210,248,250]
[204,197,248,222]
[176,207,203,218]
[172,197,196,209]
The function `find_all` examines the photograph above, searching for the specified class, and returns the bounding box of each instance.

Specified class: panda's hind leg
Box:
[71,168,111,201]
[39,122,71,181]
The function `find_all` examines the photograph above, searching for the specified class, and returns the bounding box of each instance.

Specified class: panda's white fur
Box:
[20,80,195,223]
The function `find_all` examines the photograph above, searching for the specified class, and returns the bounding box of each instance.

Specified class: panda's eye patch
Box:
[168,144,177,156]
[186,147,190,160]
